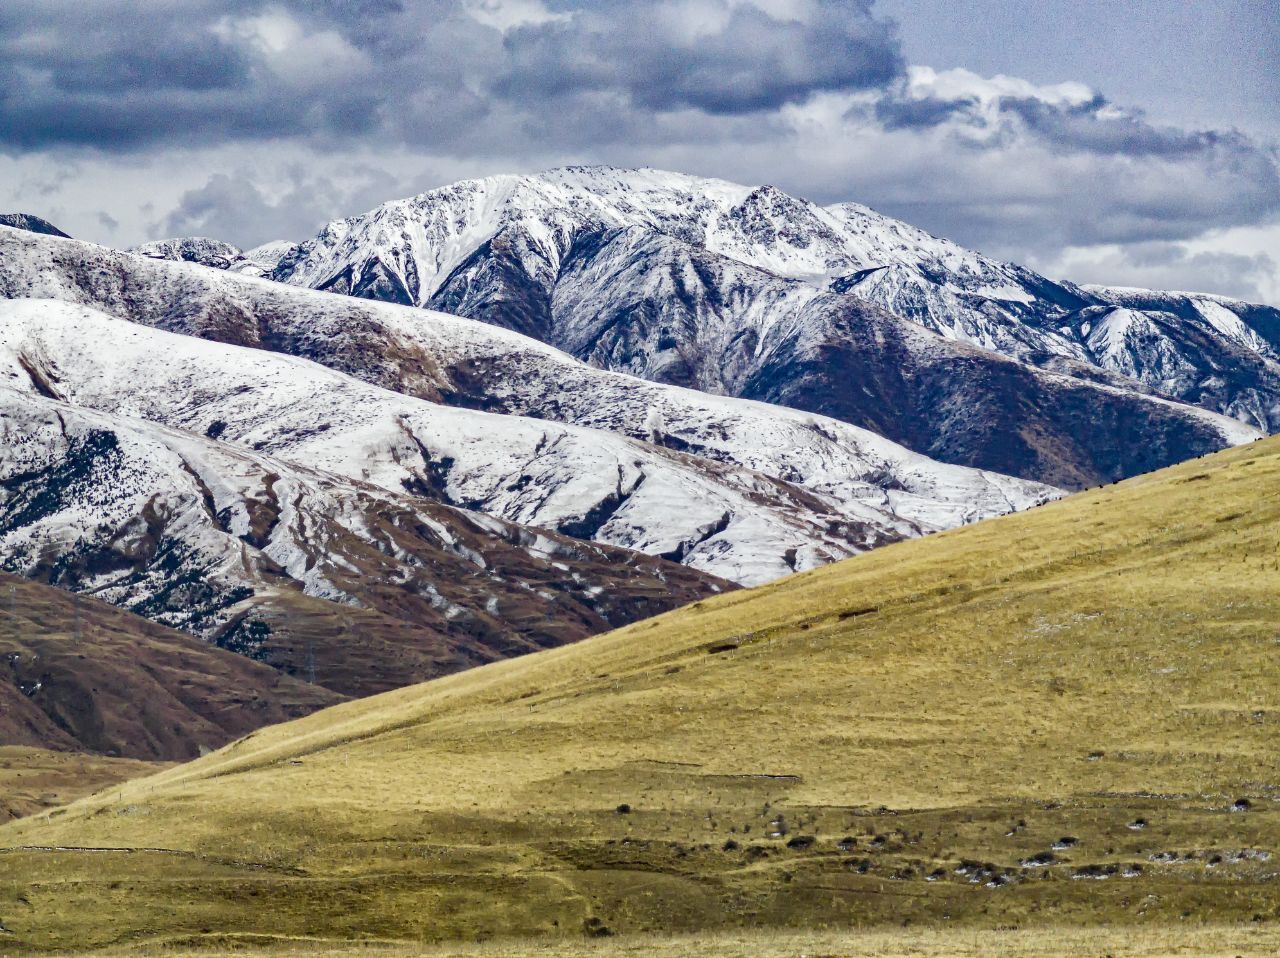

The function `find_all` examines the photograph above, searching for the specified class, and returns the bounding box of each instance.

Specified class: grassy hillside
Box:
[81,924,1280,958]
[3,435,1280,951]
[0,571,340,761]
[0,747,164,822]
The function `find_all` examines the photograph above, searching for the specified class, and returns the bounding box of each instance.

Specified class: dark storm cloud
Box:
[498,0,904,114]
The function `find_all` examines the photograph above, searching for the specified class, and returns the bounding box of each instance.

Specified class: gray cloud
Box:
[1121,242,1279,302]
[0,0,900,154]
[872,70,1277,161]
[498,0,903,114]
[0,0,1275,302]
[1030,237,1280,305]
[848,68,1280,255]
[156,164,409,246]
[0,0,466,151]
[874,95,975,130]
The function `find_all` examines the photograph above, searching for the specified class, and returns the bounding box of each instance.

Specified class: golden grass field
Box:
[3,435,1280,953]
[55,924,1280,957]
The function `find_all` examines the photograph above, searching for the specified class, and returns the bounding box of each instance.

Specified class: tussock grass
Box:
[4,437,1280,951]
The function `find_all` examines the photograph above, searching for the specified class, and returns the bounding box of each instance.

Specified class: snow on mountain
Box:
[267,166,1280,436]
[237,240,296,277]
[130,236,294,278]
[0,358,720,695]
[0,214,70,238]
[3,228,1253,500]
[418,219,1257,487]
[0,280,1061,586]
[131,237,244,269]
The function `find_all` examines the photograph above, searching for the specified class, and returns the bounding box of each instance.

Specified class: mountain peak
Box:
[0,213,70,238]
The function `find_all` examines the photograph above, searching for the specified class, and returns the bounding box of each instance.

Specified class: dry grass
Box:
[0,748,164,822]
[4,436,1280,952]
[56,925,1280,958]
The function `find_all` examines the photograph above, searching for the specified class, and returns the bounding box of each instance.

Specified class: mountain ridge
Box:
[0,214,69,239]
[0,230,1060,586]
[265,165,1280,441]
[0,324,723,697]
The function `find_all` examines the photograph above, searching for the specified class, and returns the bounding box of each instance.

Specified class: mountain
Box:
[266,166,1276,480]
[131,236,243,269]
[0,348,719,697]
[0,214,69,238]
[131,236,293,278]
[0,229,1058,587]
[3,431,1276,949]
[0,570,339,761]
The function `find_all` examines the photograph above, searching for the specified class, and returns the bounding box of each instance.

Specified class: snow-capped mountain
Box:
[132,236,293,278]
[0,213,69,238]
[267,166,1280,447]
[4,223,1252,500]
[0,233,1059,586]
[0,333,722,695]
[0,388,719,698]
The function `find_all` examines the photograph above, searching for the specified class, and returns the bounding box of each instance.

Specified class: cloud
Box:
[154,163,413,247]
[0,0,1275,296]
[833,68,1280,254]
[497,0,904,114]
[877,67,1274,162]
[1031,229,1280,306]
[0,1,469,151]
[0,0,900,153]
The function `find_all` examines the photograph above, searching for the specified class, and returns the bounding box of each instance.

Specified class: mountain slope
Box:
[1,748,164,823]
[0,229,1059,582]
[0,214,69,239]
[4,433,1277,948]
[0,570,339,761]
[533,226,1256,486]
[0,299,1054,585]
[0,377,719,697]
[269,166,1280,451]
[131,236,292,278]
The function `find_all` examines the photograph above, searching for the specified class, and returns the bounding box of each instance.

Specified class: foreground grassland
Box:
[69,924,1280,957]
[3,436,1280,951]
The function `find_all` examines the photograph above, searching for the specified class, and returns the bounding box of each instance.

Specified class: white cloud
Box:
[215,9,369,87]
[905,65,1097,110]
[1030,223,1280,305]
[463,0,568,32]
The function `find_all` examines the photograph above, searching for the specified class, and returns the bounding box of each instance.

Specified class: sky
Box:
[1,0,1277,303]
